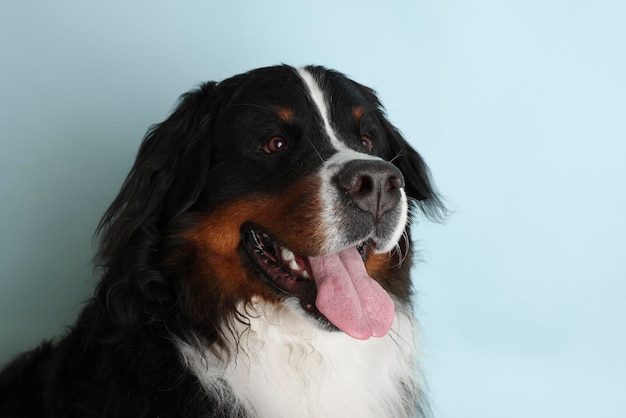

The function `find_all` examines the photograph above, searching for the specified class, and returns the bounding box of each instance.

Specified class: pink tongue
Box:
[308,247,395,340]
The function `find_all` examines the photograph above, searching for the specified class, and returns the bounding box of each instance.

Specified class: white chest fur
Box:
[178,300,422,418]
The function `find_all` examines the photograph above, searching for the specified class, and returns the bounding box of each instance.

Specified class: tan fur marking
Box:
[364,235,413,303]
[176,176,326,327]
[276,106,294,122]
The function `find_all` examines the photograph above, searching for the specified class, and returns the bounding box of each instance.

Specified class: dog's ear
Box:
[381,116,447,221]
[96,82,217,264]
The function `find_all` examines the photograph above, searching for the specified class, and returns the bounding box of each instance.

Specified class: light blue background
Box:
[1,1,624,417]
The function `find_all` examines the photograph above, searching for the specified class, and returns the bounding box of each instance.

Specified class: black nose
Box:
[336,160,405,222]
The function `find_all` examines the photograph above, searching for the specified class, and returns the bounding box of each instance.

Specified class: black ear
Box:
[96,82,217,264]
[382,117,447,221]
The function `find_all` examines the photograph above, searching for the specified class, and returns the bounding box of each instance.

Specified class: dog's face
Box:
[97,65,443,342]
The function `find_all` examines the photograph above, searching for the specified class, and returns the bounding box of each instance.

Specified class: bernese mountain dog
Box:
[0,65,444,417]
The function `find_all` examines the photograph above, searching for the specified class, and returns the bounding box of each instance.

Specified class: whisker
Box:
[224,102,276,112]
[388,150,404,164]
[387,230,410,269]
[306,136,324,163]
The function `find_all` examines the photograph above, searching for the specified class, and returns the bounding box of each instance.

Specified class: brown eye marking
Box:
[276,107,294,122]
[262,136,288,154]
[352,106,364,121]
[360,134,373,151]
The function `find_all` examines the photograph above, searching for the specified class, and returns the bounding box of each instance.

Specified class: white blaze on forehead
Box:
[297,67,348,152]
[297,67,383,163]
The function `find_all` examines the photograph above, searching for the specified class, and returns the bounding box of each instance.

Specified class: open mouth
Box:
[243,225,323,318]
[241,224,395,340]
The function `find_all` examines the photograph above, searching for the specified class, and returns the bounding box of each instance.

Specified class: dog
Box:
[0,65,444,417]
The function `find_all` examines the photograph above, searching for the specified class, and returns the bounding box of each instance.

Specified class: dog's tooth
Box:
[289,259,300,271]
[281,247,295,262]
[302,270,310,279]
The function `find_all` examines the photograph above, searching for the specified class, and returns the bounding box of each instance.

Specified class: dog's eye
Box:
[262,136,288,154]
[360,134,373,152]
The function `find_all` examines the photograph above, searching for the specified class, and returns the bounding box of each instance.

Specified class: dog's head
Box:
[96,65,445,343]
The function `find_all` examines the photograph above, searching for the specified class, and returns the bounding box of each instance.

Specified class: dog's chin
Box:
[241,224,372,331]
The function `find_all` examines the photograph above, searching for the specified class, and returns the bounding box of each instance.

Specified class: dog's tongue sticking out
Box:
[308,247,395,340]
